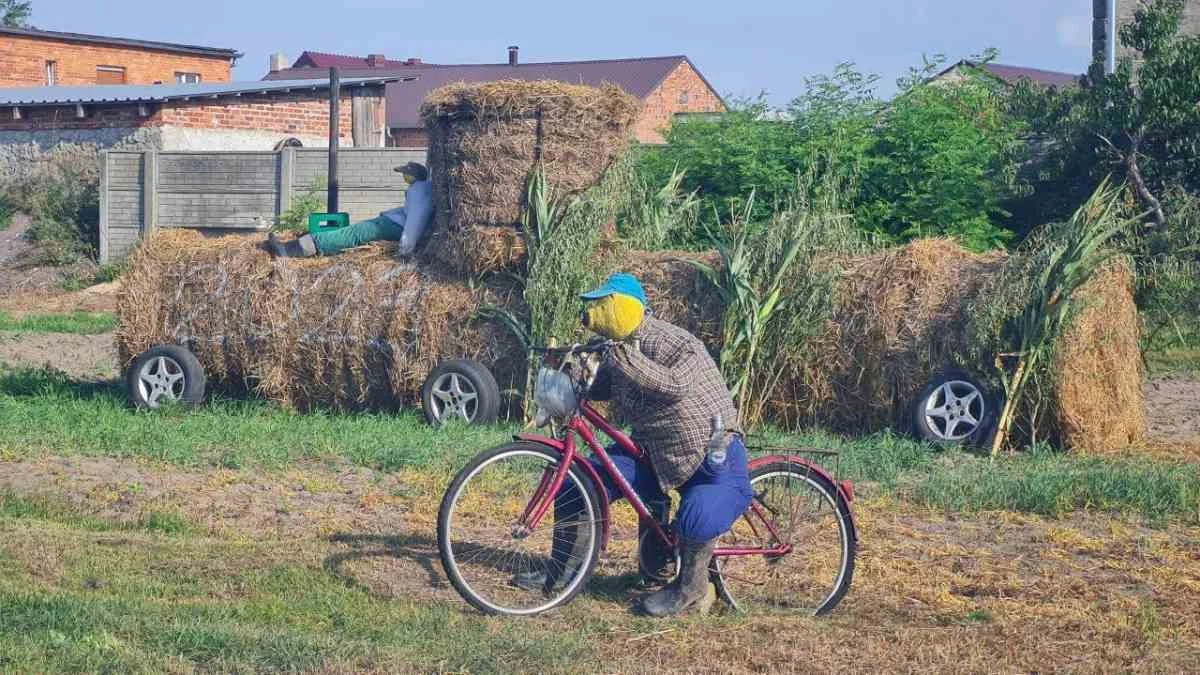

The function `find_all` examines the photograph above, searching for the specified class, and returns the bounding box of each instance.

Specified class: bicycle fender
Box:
[750,454,859,542]
[515,433,613,551]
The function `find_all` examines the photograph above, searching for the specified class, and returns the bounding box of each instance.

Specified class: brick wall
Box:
[390,127,429,148]
[0,33,231,86]
[633,60,725,144]
[159,93,354,143]
[0,91,360,144]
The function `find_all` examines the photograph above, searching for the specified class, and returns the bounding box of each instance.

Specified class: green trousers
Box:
[311,216,403,255]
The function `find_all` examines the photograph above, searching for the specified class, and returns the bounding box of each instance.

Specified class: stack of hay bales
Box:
[117,230,525,411]
[419,80,639,276]
[625,239,1146,453]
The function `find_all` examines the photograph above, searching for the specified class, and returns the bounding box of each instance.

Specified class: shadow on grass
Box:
[0,366,120,400]
[324,532,446,593]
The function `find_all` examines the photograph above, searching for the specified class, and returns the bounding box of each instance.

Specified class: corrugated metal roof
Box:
[0,26,240,59]
[0,77,410,107]
[265,55,712,129]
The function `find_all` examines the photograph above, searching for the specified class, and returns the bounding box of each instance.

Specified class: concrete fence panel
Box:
[100,147,427,262]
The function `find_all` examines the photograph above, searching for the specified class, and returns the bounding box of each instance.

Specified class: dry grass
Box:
[2,455,1198,673]
[116,229,523,411]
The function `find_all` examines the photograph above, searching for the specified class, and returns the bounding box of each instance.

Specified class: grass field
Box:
[0,312,116,335]
[2,364,1199,672]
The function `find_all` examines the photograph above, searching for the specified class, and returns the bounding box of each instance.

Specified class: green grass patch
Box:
[0,516,595,673]
[3,367,1199,524]
[1146,348,1200,377]
[0,490,193,536]
[0,312,116,335]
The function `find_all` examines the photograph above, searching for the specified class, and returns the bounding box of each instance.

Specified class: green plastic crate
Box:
[308,212,350,234]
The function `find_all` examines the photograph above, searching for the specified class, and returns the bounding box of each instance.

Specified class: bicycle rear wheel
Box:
[437,442,603,616]
[715,461,855,616]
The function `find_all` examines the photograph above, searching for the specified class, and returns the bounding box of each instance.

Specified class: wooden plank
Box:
[99,151,110,264]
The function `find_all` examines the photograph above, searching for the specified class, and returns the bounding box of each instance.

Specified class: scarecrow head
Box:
[580,273,647,340]
[394,162,429,183]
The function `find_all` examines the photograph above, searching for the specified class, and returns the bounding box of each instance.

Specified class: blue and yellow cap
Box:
[580,273,647,306]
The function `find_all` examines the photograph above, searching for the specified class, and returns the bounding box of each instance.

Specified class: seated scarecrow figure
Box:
[268,162,433,258]
[515,273,754,616]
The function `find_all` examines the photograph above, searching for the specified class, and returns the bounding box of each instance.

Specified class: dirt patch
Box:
[0,331,117,378]
[1143,374,1200,444]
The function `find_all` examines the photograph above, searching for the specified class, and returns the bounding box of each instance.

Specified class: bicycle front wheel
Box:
[437,442,603,616]
[716,461,856,616]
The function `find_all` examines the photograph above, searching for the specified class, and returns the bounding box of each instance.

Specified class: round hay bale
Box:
[1052,261,1147,453]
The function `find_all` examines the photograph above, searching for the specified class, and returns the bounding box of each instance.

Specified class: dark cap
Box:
[394,162,428,180]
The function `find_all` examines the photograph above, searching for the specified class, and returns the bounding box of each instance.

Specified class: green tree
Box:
[1013,0,1200,230]
[1,0,32,27]
[859,56,1030,250]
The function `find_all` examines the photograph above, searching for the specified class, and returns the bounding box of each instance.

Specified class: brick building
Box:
[0,77,398,156]
[0,26,239,87]
[265,48,725,145]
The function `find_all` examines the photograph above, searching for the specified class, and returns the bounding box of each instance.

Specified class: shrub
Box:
[276,179,327,232]
[0,194,13,232]
[0,144,101,264]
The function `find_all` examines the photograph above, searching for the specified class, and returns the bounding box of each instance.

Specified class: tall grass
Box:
[0,311,116,335]
[616,167,700,250]
[987,179,1135,455]
[690,167,873,426]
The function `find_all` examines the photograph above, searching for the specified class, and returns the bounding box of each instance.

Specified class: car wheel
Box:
[912,370,999,447]
[127,345,206,409]
[421,359,501,426]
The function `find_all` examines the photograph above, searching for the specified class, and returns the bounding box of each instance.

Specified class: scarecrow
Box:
[515,273,753,617]
[268,162,433,258]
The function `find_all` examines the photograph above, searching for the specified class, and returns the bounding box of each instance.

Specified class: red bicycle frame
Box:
[514,401,856,556]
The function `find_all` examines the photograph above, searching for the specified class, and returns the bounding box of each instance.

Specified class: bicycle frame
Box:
[514,401,854,556]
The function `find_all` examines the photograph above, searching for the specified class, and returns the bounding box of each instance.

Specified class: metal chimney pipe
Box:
[1107,0,1117,74]
[508,45,519,66]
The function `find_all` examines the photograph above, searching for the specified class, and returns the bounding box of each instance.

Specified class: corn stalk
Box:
[990,178,1135,456]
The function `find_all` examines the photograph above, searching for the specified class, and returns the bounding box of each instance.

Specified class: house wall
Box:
[1108,0,1200,62]
[0,33,232,86]
[101,147,426,261]
[0,90,373,159]
[633,60,725,144]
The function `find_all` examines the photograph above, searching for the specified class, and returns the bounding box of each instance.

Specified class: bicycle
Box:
[436,341,858,617]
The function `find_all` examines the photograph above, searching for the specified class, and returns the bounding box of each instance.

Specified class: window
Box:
[678,90,690,105]
[175,72,201,84]
[96,65,126,84]
[45,60,57,86]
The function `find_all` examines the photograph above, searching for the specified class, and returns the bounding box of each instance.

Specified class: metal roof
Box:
[0,77,411,107]
[0,26,240,59]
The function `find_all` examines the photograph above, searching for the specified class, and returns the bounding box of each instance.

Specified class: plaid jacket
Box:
[591,316,739,492]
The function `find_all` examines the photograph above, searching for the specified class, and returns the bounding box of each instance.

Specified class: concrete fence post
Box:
[98,151,110,264]
[141,150,158,235]
[279,147,296,216]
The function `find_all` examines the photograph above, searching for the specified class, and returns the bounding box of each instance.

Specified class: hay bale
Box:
[618,239,1144,452]
[422,80,638,231]
[425,224,528,277]
[117,230,523,411]
[1052,262,1147,452]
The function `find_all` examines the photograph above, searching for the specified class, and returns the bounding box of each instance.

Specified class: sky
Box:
[28,0,1096,105]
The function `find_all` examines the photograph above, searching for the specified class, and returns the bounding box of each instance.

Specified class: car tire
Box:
[912,370,1000,447]
[127,344,206,409]
[421,359,501,426]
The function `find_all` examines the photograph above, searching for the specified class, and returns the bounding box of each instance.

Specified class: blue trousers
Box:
[565,435,754,544]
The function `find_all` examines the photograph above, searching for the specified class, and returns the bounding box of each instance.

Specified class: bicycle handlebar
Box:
[528,340,618,356]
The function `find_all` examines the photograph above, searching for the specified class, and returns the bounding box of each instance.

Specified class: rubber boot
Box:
[637,496,674,587]
[512,493,589,593]
[268,232,318,258]
[640,539,716,617]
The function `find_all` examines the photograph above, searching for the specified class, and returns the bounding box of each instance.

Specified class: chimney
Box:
[508,45,519,66]
[269,52,288,73]
[405,57,423,65]
[367,53,386,68]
